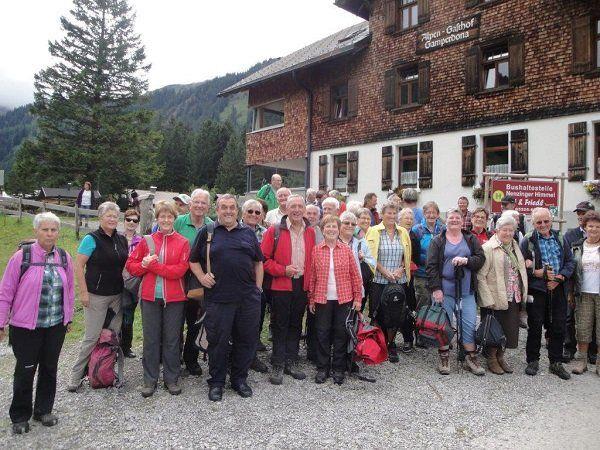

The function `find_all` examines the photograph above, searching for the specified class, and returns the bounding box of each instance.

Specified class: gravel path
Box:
[0,334,598,449]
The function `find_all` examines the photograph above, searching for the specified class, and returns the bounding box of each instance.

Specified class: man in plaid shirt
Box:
[458,196,472,231]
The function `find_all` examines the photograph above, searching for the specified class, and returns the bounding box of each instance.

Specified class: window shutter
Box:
[510,129,528,174]
[382,146,393,191]
[418,141,433,189]
[461,136,477,187]
[568,122,588,181]
[508,34,525,87]
[322,86,331,120]
[465,46,481,95]
[418,61,430,104]
[319,155,329,190]
[418,0,430,24]
[347,78,358,117]
[347,151,359,193]
[384,69,397,110]
[465,0,480,8]
[572,15,593,75]
[383,0,397,35]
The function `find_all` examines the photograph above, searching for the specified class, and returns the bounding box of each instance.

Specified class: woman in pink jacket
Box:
[0,212,75,435]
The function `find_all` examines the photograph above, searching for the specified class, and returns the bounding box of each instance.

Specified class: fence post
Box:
[41,201,46,212]
[18,197,23,221]
[75,206,80,240]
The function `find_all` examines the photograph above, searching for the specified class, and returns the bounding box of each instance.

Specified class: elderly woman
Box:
[121,209,143,358]
[366,202,412,363]
[309,215,362,384]
[0,213,74,434]
[398,207,414,230]
[471,207,492,245]
[355,207,372,239]
[68,202,128,392]
[126,201,190,397]
[571,211,600,375]
[477,215,528,374]
[427,208,485,375]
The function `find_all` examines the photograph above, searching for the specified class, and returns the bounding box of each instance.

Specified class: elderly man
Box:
[257,174,283,211]
[189,194,264,402]
[173,188,214,377]
[401,188,423,225]
[520,207,575,380]
[305,188,318,206]
[305,204,323,244]
[363,193,380,225]
[321,196,340,217]
[457,196,472,231]
[265,187,291,226]
[173,194,191,215]
[261,195,316,384]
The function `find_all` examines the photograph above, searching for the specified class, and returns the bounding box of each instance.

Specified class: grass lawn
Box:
[0,214,143,345]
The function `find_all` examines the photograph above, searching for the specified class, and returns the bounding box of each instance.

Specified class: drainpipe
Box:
[292,70,313,189]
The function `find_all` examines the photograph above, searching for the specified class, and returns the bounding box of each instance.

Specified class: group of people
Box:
[1,174,598,435]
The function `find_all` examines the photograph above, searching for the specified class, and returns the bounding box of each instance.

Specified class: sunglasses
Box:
[535,220,550,225]
[246,209,262,216]
[342,221,357,226]
[125,218,140,223]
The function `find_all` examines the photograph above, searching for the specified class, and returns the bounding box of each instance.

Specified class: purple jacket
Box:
[0,242,75,330]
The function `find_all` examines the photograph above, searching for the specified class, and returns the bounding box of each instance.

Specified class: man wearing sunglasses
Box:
[520,207,575,380]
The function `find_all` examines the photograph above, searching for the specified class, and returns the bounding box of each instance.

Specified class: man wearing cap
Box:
[493,195,525,234]
[173,188,214,376]
[257,174,282,212]
[564,201,597,363]
[173,194,191,215]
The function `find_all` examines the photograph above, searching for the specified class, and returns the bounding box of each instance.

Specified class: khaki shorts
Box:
[575,293,600,345]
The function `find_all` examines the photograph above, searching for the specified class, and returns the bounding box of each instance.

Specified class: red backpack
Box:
[88,329,124,389]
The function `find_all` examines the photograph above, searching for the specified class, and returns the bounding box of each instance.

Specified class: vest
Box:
[85,228,128,295]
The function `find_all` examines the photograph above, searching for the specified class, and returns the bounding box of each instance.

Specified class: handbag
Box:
[122,235,154,296]
[186,223,214,301]
[357,242,374,284]
[475,311,506,349]
[415,303,454,348]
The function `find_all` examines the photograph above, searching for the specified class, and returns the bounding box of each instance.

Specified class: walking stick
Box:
[454,265,466,369]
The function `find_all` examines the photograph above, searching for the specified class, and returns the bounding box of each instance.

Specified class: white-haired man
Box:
[265,187,291,226]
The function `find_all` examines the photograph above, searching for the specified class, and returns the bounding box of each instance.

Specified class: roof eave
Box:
[334,0,371,20]
[218,34,371,97]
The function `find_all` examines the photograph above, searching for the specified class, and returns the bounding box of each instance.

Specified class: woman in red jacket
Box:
[309,214,362,385]
[125,200,190,398]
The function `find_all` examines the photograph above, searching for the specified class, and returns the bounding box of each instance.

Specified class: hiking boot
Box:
[437,350,450,375]
[184,365,203,377]
[466,353,485,376]
[549,362,571,380]
[415,336,427,348]
[165,381,182,395]
[519,311,528,329]
[388,342,399,363]
[12,422,29,435]
[33,413,58,427]
[486,348,504,375]
[589,352,597,365]
[525,360,539,376]
[401,342,414,353]
[572,353,588,375]
[284,361,306,380]
[315,370,327,384]
[66,379,81,393]
[496,349,513,373]
[232,382,253,398]
[269,366,284,385]
[208,386,223,402]
[562,348,575,363]
[141,382,156,398]
[331,371,345,385]
[123,349,136,359]
[250,356,269,373]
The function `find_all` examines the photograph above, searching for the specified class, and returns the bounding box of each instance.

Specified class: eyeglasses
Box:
[535,220,551,225]
[342,221,357,226]
[125,218,140,223]
[246,209,262,216]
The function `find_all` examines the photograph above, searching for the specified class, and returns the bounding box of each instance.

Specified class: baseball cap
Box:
[501,195,516,204]
[573,201,595,213]
[173,194,191,205]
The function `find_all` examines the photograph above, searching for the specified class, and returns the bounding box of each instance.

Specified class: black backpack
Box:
[19,241,68,281]
[376,283,408,329]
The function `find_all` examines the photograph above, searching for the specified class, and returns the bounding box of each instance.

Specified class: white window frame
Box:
[249,98,285,133]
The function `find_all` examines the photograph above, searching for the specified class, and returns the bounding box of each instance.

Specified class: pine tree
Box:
[214,132,246,194]
[191,120,233,188]
[158,119,192,192]
[11,0,161,195]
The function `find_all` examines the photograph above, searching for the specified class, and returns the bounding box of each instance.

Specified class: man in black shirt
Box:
[189,194,264,402]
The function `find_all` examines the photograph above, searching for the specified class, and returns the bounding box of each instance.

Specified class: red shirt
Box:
[309,241,362,306]
[472,228,491,245]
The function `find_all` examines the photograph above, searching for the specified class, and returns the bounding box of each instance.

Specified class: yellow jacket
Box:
[365,223,412,282]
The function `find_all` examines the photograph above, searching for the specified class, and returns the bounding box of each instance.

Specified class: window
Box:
[483,45,509,90]
[595,123,600,179]
[251,99,284,131]
[398,0,418,31]
[596,19,600,68]
[568,122,588,181]
[399,144,418,187]
[331,84,349,119]
[483,134,509,173]
[572,15,600,75]
[382,146,393,191]
[397,67,419,107]
[333,154,348,190]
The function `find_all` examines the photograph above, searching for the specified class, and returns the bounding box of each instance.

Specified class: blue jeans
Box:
[441,293,476,345]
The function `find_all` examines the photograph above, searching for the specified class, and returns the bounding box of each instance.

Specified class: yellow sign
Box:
[492,190,504,202]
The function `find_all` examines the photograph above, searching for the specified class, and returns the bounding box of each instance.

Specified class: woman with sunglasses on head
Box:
[120,209,143,358]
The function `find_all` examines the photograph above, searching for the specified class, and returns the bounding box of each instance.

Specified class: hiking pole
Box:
[454,265,466,371]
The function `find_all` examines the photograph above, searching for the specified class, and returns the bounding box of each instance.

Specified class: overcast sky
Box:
[0,0,363,108]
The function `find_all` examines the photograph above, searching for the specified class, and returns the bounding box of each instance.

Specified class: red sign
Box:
[490,180,559,214]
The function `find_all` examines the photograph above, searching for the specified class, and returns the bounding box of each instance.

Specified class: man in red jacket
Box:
[261,195,316,385]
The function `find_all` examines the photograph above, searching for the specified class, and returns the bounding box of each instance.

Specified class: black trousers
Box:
[9,324,66,423]
[204,297,260,388]
[121,290,138,352]
[526,288,567,364]
[258,290,271,340]
[270,278,307,367]
[315,302,351,372]
[305,308,317,362]
[182,298,202,370]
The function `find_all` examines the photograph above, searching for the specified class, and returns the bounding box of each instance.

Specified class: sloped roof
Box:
[219,21,370,96]
[40,187,80,199]
[334,0,371,20]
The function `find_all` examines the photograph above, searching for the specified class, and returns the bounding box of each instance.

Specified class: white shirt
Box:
[581,242,600,294]
[81,190,92,207]
[265,208,285,227]
[326,247,338,301]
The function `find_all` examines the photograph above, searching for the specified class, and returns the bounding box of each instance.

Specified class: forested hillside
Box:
[0,105,35,170]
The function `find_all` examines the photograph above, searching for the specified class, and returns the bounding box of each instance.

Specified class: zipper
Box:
[96,273,102,291]
[161,234,167,307]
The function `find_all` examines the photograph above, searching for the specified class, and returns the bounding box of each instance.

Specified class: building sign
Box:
[417,15,480,54]
[491,180,560,214]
